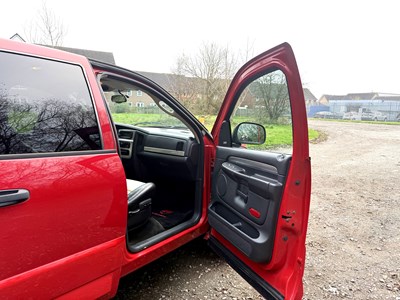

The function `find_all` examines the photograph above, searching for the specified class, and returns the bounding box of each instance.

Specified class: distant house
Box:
[303,88,318,106]
[346,93,377,100]
[117,88,157,109]
[318,92,400,120]
[136,71,318,109]
[318,92,400,105]
[376,95,400,101]
[318,94,351,105]
[137,71,174,87]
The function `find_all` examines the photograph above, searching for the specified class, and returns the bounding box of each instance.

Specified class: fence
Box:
[110,103,164,114]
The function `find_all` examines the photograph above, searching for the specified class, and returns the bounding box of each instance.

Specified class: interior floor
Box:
[128,218,164,245]
[152,209,193,229]
[126,177,197,246]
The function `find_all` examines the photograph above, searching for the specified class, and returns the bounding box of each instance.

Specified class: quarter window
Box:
[0,52,102,155]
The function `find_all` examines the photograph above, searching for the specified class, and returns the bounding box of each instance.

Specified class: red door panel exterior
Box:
[211,43,311,299]
[0,39,127,298]
[0,154,126,280]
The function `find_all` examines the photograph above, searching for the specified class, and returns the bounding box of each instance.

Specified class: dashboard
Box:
[115,123,199,181]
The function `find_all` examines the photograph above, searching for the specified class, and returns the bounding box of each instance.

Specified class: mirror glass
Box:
[111,94,127,103]
[235,122,266,144]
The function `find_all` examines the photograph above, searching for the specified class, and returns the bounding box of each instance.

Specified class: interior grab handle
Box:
[0,189,30,207]
[222,162,271,198]
[221,162,247,180]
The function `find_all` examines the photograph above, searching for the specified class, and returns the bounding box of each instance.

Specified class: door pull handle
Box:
[0,189,30,207]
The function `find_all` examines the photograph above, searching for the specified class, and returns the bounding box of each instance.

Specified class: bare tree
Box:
[172,42,238,114]
[251,70,290,122]
[168,57,200,112]
[25,1,66,46]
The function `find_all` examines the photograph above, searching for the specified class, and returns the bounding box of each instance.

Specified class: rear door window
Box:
[0,51,101,155]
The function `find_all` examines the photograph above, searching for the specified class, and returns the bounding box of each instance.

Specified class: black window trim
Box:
[0,49,105,154]
[93,73,121,156]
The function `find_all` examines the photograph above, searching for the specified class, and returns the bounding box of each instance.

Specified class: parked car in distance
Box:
[372,111,388,121]
[314,111,339,119]
[343,111,359,120]
[361,111,374,121]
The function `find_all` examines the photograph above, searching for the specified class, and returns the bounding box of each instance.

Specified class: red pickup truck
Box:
[0,38,311,299]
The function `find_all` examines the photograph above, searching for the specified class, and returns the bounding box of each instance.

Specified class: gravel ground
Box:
[303,120,400,299]
[115,120,400,300]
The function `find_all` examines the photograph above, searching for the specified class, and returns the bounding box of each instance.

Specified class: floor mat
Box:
[152,209,193,229]
[128,217,164,245]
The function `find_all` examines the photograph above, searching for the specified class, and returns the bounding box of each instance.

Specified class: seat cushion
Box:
[126,179,146,195]
[126,180,156,231]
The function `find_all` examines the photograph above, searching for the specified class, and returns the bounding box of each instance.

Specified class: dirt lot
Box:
[304,120,400,299]
[115,120,400,300]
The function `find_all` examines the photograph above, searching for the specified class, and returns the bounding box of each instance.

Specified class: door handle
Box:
[0,189,30,207]
[221,162,247,180]
[222,162,270,198]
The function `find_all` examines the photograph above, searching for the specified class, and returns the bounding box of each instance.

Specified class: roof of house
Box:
[137,71,175,88]
[378,96,400,101]
[320,94,350,101]
[346,93,377,100]
[136,71,205,92]
[303,88,317,102]
[49,46,116,64]
[9,33,26,42]
[8,34,116,64]
[320,92,400,102]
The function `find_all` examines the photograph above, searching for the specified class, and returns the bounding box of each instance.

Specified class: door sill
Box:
[208,236,284,300]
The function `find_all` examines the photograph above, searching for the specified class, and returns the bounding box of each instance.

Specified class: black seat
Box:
[126,180,156,231]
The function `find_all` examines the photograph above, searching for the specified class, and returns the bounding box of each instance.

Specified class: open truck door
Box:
[208,43,311,300]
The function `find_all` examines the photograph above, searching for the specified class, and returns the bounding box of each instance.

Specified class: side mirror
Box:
[233,122,266,145]
[111,94,127,104]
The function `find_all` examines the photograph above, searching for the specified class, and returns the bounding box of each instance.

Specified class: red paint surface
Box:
[211,43,311,300]
[0,38,127,298]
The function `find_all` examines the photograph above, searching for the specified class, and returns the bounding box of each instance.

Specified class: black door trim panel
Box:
[210,146,291,262]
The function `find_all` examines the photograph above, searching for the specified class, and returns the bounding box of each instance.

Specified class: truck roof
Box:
[0,38,89,66]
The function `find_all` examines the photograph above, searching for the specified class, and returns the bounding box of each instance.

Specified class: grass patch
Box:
[247,125,320,150]
[310,130,327,144]
[309,128,320,140]
[112,113,182,126]
[263,124,293,148]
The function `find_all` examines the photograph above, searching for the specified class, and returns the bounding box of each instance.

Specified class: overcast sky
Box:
[2,0,400,98]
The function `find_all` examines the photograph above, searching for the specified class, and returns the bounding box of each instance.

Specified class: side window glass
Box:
[103,79,188,130]
[0,52,101,155]
[231,69,292,154]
